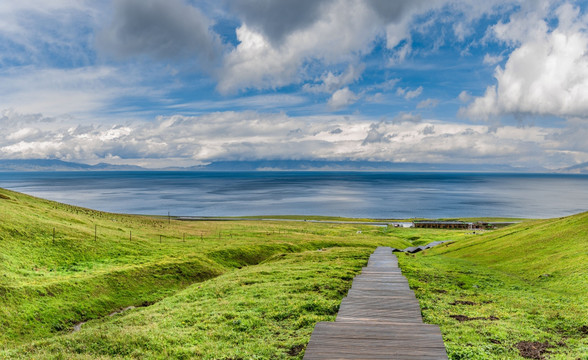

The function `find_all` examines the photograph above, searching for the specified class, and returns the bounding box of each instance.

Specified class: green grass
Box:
[432,213,588,294]
[1,187,441,353]
[399,213,588,359]
[2,247,372,359]
[1,187,586,359]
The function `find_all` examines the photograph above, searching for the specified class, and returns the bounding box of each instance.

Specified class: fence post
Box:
[130,230,132,242]
[53,227,55,244]
[160,235,162,243]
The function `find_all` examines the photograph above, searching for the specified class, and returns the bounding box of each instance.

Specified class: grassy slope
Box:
[399,212,588,359]
[0,187,459,355]
[436,212,588,294]
[3,247,373,359]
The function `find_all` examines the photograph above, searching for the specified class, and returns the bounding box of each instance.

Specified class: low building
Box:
[413,221,471,229]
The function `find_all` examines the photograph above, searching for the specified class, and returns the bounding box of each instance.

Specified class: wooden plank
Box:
[339,302,422,313]
[336,310,423,319]
[333,316,427,325]
[353,276,407,280]
[338,305,421,313]
[303,247,448,359]
[340,297,421,305]
[351,283,412,291]
[338,306,423,315]
[345,289,417,297]
[352,278,410,284]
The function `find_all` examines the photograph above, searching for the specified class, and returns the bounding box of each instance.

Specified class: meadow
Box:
[0,187,586,359]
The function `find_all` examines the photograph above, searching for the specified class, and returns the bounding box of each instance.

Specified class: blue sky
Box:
[1,0,587,169]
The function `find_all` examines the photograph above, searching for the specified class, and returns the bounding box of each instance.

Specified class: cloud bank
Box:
[1,109,584,169]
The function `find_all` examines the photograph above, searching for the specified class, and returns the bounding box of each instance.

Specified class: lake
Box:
[0,171,587,219]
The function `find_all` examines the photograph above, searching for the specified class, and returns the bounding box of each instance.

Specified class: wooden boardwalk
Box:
[304,247,448,359]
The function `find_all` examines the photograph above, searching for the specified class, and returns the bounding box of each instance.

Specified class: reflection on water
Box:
[0,171,587,218]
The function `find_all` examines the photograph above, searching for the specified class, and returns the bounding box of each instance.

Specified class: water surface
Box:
[0,171,586,219]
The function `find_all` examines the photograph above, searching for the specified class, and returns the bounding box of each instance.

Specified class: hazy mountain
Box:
[0,159,546,172]
[0,159,144,171]
[180,160,539,172]
[559,162,588,174]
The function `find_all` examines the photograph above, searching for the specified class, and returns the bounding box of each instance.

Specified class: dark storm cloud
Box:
[366,0,433,22]
[229,0,333,43]
[229,0,437,44]
[97,0,221,65]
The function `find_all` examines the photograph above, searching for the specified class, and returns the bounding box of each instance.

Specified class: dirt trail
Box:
[72,305,138,332]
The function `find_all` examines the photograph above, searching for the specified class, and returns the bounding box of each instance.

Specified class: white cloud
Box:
[170,94,308,112]
[218,0,518,93]
[392,112,422,124]
[217,0,386,94]
[369,78,401,91]
[397,86,423,100]
[388,40,413,65]
[0,1,101,66]
[303,64,365,94]
[6,127,41,141]
[0,67,111,116]
[1,0,530,99]
[0,66,169,119]
[0,1,94,35]
[384,17,414,50]
[462,3,588,120]
[328,88,360,110]
[421,125,435,135]
[417,98,440,109]
[362,122,395,145]
[483,53,504,65]
[215,0,535,94]
[1,0,532,99]
[301,64,365,109]
[216,24,299,93]
[458,91,472,103]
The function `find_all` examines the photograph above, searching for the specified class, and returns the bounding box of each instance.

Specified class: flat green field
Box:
[0,187,586,359]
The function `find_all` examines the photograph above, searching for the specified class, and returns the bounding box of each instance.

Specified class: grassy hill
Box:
[0,187,442,357]
[437,213,587,293]
[399,212,588,359]
[0,187,586,359]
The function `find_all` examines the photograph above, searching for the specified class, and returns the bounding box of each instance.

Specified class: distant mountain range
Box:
[558,161,588,174]
[174,160,542,172]
[0,159,556,173]
[0,159,144,171]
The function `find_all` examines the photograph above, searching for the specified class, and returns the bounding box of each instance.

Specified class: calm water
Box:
[0,171,587,219]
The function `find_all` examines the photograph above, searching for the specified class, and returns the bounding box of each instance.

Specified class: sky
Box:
[1,0,588,170]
